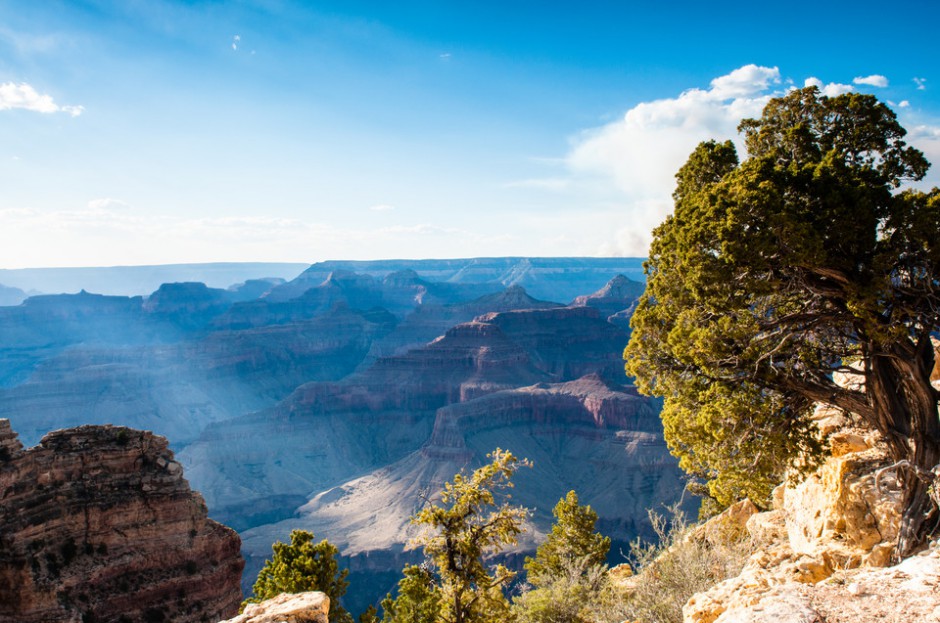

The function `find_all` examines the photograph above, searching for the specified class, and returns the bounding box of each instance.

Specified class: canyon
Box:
[0,257,684,613]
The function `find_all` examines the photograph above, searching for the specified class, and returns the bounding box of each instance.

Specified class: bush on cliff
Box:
[511,490,611,623]
[244,529,353,623]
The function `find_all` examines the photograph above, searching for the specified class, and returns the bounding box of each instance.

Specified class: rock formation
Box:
[220,592,330,623]
[679,403,928,623]
[569,273,645,327]
[0,420,243,623]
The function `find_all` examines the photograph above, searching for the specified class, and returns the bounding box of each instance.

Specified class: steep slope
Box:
[182,303,631,525]
[0,420,243,623]
[238,375,680,613]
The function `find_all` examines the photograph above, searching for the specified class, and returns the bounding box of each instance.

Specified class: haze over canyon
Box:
[0,257,685,613]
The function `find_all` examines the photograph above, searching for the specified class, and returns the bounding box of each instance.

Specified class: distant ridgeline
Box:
[0,262,311,297]
[0,257,646,301]
[0,256,683,615]
[280,257,647,303]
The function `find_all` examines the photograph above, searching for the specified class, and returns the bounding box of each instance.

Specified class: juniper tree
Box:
[411,448,529,623]
[624,86,940,557]
[523,490,610,587]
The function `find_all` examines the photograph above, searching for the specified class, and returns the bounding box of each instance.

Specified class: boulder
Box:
[220,592,330,623]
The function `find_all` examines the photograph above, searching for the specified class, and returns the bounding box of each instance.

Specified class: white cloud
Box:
[232,34,240,51]
[439,52,451,60]
[853,74,889,87]
[369,203,395,211]
[563,65,784,253]
[0,82,83,116]
[804,77,855,97]
[557,65,929,257]
[708,64,780,99]
[914,77,927,90]
[898,100,910,108]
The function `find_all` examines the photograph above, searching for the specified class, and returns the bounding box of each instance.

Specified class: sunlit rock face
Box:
[0,420,244,623]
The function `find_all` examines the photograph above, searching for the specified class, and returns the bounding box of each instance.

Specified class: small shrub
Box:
[600,505,753,623]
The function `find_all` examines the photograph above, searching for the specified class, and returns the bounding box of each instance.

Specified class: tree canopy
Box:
[512,491,612,623]
[409,448,529,623]
[624,86,940,556]
[245,529,353,623]
[523,490,610,588]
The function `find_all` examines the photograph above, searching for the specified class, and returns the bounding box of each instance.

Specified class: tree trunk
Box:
[868,337,940,559]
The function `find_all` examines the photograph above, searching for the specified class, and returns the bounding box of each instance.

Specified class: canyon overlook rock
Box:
[0,420,243,623]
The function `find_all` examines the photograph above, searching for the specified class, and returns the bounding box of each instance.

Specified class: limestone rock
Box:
[0,421,244,623]
[220,592,330,623]
[681,395,934,623]
[711,585,818,623]
[784,446,901,561]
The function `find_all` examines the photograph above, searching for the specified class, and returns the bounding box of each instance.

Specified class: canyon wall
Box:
[0,420,243,623]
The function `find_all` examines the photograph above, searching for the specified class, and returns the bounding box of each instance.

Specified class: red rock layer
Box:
[0,420,243,623]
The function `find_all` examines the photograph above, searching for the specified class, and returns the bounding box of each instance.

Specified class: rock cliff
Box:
[0,420,243,623]
[679,403,934,623]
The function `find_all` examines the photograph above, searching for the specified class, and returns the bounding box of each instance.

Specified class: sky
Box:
[0,0,938,268]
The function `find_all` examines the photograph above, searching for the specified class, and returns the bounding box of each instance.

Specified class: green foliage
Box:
[624,87,940,528]
[380,565,441,623]
[513,491,611,623]
[511,567,606,623]
[244,529,353,623]
[523,490,610,588]
[359,604,380,623]
[410,448,529,623]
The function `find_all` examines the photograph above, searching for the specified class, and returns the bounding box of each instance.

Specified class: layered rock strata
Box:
[0,420,243,623]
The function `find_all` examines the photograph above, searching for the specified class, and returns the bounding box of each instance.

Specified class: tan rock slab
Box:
[220,592,330,623]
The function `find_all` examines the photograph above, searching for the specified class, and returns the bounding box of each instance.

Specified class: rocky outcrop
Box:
[701,547,940,623]
[569,274,644,326]
[0,282,28,306]
[0,420,243,623]
[682,413,910,623]
[220,592,330,623]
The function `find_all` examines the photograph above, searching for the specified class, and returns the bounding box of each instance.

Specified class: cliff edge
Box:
[680,403,940,623]
[0,419,244,623]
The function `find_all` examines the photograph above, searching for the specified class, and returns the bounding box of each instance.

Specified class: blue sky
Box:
[1,0,938,268]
